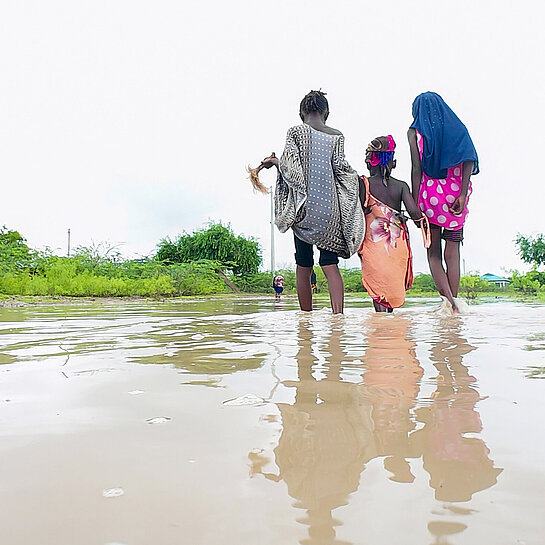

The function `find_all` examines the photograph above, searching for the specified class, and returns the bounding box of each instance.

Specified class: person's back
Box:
[367,176,406,214]
[358,136,426,312]
[260,90,363,314]
[407,91,479,314]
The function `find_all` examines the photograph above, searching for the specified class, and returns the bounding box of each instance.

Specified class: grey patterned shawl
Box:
[274,124,364,259]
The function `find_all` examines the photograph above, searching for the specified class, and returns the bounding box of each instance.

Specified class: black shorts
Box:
[294,235,339,267]
[430,223,464,243]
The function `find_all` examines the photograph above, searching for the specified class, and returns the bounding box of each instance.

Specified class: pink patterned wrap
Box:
[416,130,472,230]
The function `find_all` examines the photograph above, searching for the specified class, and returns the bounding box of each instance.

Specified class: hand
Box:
[260,152,278,169]
[449,193,467,216]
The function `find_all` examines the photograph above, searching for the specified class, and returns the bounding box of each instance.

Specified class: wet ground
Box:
[0,296,544,545]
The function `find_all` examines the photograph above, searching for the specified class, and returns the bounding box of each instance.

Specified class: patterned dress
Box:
[274,124,364,259]
[416,130,472,230]
[358,177,414,309]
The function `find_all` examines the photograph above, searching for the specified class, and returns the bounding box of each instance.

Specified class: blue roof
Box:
[480,273,511,282]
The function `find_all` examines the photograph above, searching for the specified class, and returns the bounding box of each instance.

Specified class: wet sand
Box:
[0,298,544,545]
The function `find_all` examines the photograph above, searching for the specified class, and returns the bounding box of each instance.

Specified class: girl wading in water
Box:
[408,92,479,313]
[260,90,363,314]
[358,136,429,313]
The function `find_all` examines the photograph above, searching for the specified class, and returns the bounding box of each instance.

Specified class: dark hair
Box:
[299,90,329,118]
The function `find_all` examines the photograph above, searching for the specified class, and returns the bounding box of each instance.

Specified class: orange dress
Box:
[358,177,414,309]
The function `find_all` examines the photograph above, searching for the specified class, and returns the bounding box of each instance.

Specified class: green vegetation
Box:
[410,273,437,294]
[1,224,544,300]
[156,222,261,275]
[459,274,492,300]
[516,234,545,269]
[0,224,241,297]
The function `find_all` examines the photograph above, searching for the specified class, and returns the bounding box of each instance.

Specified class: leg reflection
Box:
[410,318,503,503]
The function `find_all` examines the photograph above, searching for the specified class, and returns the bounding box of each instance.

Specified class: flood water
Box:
[0,296,544,545]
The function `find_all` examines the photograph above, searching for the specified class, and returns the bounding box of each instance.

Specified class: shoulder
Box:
[327,127,343,136]
[287,124,308,136]
[390,177,410,191]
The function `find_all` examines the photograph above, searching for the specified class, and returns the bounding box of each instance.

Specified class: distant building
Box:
[480,273,512,288]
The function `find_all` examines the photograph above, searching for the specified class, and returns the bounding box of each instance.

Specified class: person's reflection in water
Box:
[257,320,367,545]
[249,314,424,545]
[410,318,502,504]
[362,314,424,483]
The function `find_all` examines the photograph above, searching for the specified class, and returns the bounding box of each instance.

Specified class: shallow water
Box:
[0,296,544,545]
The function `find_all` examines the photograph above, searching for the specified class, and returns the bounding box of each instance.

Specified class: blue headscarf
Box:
[410,92,479,179]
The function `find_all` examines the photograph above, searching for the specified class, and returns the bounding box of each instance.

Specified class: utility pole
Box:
[270,187,275,276]
[67,228,71,257]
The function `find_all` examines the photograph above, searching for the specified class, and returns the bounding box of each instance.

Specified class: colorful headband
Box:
[366,135,396,166]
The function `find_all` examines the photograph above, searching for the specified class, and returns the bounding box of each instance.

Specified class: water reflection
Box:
[415,318,502,504]
[251,314,502,545]
[252,320,366,545]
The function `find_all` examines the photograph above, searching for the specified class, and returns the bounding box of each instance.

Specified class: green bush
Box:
[460,275,493,300]
[511,270,545,295]
[340,268,365,292]
[0,230,230,297]
[410,273,437,294]
[169,261,226,295]
[156,222,261,275]
[0,226,36,274]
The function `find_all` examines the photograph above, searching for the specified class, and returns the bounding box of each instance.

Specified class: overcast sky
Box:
[2,0,544,275]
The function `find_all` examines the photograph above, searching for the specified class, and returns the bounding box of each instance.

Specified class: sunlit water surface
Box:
[0,296,544,545]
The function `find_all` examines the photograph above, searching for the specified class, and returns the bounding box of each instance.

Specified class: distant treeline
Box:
[0,224,544,299]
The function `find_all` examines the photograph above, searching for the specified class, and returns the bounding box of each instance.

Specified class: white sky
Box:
[1,0,544,275]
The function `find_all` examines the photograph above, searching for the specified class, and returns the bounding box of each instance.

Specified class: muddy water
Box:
[0,297,544,545]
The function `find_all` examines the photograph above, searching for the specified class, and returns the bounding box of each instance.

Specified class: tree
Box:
[0,226,34,273]
[156,222,262,275]
[515,234,545,269]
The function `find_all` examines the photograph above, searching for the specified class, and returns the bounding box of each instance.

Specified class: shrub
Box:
[460,275,492,300]
[511,270,545,295]
[156,222,262,275]
[410,273,437,294]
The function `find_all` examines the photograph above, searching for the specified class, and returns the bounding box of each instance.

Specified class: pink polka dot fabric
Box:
[416,131,472,230]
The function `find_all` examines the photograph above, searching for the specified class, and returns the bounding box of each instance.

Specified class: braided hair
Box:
[299,90,329,120]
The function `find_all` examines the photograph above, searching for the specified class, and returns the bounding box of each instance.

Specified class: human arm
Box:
[401,182,422,221]
[449,161,473,215]
[401,181,430,247]
[261,153,278,169]
[407,129,422,199]
[358,176,367,210]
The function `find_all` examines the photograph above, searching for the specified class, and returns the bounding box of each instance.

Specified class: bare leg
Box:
[427,229,458,313]
[296,265,313,311]
[321,264,344,314]
[444,240,461,297]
